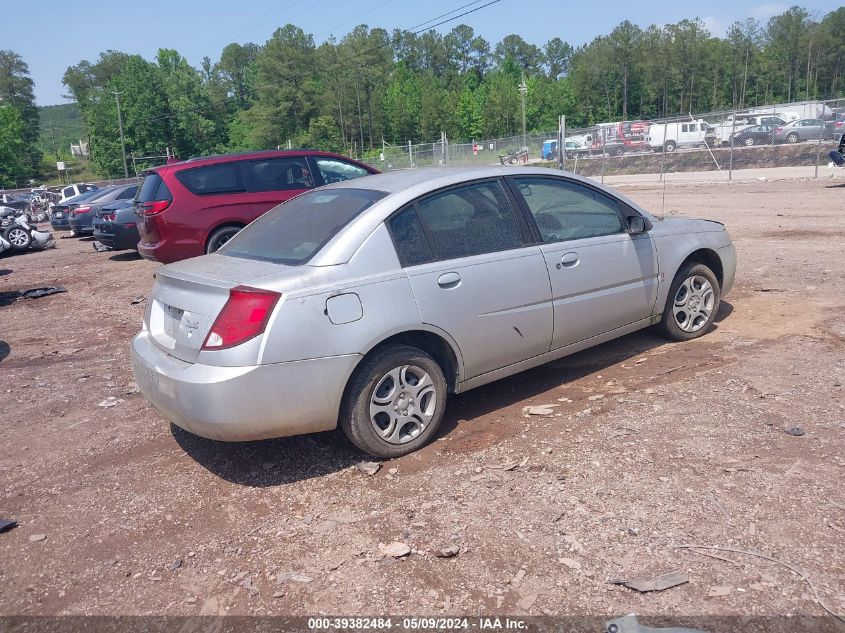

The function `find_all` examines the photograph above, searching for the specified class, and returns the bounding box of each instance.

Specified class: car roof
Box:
[155,149,373,172]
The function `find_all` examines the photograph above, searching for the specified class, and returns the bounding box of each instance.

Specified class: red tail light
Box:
[138,200,171,216]
[202,286,281,351]
[103,213,115,222]
[73,206,91,216]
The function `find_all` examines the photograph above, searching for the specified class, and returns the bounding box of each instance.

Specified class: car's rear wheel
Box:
[206,225,242,254]
[744,137,755,146]
[786,132,799,144]
[340,344,447,458]
[658,262,721,341]
[4,226,31,251]
[664,141,677,153]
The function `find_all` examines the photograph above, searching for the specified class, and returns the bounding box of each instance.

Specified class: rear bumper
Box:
[130,330,361,441]
[137,237,203,263]
[50,216,71,230]
[94,222,138,251]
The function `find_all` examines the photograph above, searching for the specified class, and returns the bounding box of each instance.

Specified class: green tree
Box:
[0,50,41,176]
[0,105,28,186]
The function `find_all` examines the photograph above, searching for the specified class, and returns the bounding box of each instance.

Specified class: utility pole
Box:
[519,72,528,151]
[49,121,59,161]
[112,90,129,179]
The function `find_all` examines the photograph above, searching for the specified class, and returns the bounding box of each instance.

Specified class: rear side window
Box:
[221,188,387,265]
[176,163,243,195]
[414,181,522,260]
[243,157,313,192]
[390,207,434,267]
[137,172,172,202]
[117,185,138,199]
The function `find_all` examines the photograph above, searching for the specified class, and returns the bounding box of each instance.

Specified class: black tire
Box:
[206,225,242,254]
[786,132,799,144]
[744,137,755,146]
[665,140,677,153]
[3,225,31,251]
[613,147,624,156]
[658,262,721,342]
[340,344,447,458]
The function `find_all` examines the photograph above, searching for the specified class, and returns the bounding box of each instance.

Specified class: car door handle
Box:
[437,272,461,288]
[559,252,579,268]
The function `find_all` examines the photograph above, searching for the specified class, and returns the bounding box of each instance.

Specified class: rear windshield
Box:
[137,172,172,202]
[221,188,387,265]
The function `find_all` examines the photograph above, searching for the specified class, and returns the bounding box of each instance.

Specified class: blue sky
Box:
[6,0,843,106]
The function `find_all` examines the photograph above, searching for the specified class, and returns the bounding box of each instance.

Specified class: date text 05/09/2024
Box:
[307,617,528,630]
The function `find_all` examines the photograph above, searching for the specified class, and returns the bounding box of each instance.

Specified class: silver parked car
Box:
[131,166,736,457]
[773,118,834,143]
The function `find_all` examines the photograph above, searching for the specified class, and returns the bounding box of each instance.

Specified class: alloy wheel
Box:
[673,275,715,333]
[369,365,437,445]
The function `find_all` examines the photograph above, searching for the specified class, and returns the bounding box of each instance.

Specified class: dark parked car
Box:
[50,188,115,231]
[92,199,138,251]
[0,193,30,211]
[68,183,137,235]
[731,125,776,146]
[136,150,379,263]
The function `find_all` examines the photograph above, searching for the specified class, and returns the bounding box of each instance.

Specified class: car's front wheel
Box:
[3,226,31,251]
[658,262,721,341]
[340,345,447,458]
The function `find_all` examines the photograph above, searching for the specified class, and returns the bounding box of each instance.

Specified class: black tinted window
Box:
[117,185,138,199]
[176,163,243,195]
[221,188,386,264]
[513,177,624,242]
[243,157,313,192]
[414,181,522,260]
[137,172,172,202]
[390,207,434,267]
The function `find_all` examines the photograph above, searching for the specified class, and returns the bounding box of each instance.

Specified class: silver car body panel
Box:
[131,166,736,442]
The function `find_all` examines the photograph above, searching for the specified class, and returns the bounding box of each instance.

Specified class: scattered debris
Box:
[516,591,538,610]
[784,426,805,436]
[184,596,198,604]
[0,519,17,533]
[588,394,605,401]
[125,382,140,395]
[97,397,123,408]
[355,461,381,476]
[523,404,559,415]
[168,559,182,571]
[20,286,67,299]
[130,296,146,305]
[28,534,47,543]
[610,569,689,593]
[559,557,581,570]
[93,242,111,253]
[708,585,733,597]
[605,614,706,633]
[435,545,460,558]
[380,541,411,558]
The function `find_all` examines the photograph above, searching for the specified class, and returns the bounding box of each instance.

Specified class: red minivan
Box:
[135,150,379,263]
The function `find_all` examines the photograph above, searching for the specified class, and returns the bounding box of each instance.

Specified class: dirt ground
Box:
[1,176,844,623]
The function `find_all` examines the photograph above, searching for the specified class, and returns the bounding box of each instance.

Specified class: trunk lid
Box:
[146,254,316,363]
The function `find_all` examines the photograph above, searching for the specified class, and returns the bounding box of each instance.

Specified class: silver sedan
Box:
[131,166,736,457]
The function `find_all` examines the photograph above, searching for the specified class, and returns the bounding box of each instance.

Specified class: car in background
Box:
[92,199,138,251]
[57,183,98,204]
[50,188,116,231]
[0,193,30,211]
[68,183,137,235]
[131,165,736,458]
[773,119,835,143]
[731,125,776,146]
[135,150,379,264]
[541,139,591,160]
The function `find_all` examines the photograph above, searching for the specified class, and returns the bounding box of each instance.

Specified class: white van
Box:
[647,119,711,152]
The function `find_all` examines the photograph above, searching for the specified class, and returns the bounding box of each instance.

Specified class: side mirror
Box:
[627,215,648,234]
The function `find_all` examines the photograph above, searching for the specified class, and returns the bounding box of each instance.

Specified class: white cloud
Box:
[750,3,788,19]
[701,16,728,36]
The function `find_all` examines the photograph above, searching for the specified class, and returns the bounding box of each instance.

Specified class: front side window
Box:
[414,181,523,260]
[512,177,624,243]
[314,158,370,184]
[176,163,243,195]
[221,188,386,265]
[243,157,313,193]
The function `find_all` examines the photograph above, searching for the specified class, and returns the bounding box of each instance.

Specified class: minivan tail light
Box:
[202,286,281,351]
[139,200,171,216]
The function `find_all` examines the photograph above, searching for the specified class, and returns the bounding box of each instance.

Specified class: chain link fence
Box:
[361,97,845,186]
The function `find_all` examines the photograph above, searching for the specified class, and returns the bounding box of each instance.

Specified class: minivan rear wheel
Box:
[340,345,447,458]
[206,225,242,254]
